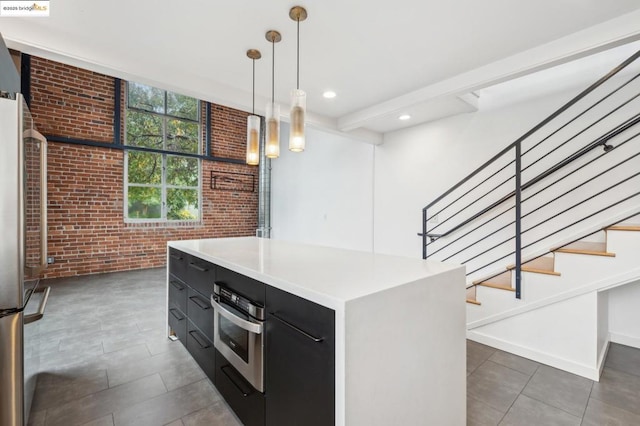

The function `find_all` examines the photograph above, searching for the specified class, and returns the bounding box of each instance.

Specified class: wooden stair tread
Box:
[507,256,560,276]
[554,241,615,257]
[466,298,481,305]
[472,270,511,287]
[607,224,640,232]
[478,282,516,292]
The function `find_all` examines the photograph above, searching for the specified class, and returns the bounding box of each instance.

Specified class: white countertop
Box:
[168,237,463,309]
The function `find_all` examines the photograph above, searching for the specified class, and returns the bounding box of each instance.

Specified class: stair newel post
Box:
[515,142,522,299]
[422,208,428,259]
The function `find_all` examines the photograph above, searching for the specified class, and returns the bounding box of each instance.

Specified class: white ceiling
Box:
[2,0,640,140]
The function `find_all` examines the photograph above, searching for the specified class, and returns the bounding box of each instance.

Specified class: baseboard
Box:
[609,332,640,349]
[596,339,610,381]
[467,330,601,381]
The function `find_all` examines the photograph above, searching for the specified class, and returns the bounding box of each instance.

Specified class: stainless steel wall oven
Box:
[211,283,265,392]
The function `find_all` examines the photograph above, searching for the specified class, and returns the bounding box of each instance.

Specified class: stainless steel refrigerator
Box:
[0,91,51,425]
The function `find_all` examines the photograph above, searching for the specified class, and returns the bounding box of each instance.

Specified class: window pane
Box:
[167,92,199,121]
[167,188,199,220]
[167,119,199,154]
[128,186,161,219]
[167,156,199,187]
[126,111,163,149]
[127,151,162,184]
[128,82,164,113]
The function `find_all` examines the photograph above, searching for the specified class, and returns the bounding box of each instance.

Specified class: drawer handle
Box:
[221,365,252,397]
[270,312,324,343]
[189,330,211,349]
[170,254,183,260]
[189,262,208,272]
[169,308,185,321]
[170,280,185,291]
[189,295,211,310]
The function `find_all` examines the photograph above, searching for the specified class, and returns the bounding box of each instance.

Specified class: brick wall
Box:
[27,56,258,278]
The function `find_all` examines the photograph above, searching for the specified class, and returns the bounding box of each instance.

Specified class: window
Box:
[125,82,201,221]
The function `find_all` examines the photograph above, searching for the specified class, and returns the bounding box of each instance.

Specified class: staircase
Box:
[420,48,640,380]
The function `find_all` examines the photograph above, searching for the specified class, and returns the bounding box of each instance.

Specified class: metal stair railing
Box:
[420,49,640,299]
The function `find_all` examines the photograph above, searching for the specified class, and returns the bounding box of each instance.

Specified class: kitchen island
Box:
[167,237,466,426]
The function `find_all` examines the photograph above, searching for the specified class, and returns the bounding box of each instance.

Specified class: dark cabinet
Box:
[168,249,217,383]
[168,276,187,314]
[265,286,335,426]
[168,304,187,344]
[168,248,188,281]
[215,350,265,426]
[168,247,337,426]
[187,288,215,342]
[186,321,216,382]
[186,256,216,297]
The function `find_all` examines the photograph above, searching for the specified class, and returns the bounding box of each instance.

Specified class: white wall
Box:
[271,123,375,252]
[608,280,640,349]
[374,91,570,259]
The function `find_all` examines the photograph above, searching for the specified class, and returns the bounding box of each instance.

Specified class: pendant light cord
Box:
[252,58,255,114]
[271,39,275,106]
[296,18,300,90]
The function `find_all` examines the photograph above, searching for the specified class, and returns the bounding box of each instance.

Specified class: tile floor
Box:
[27,268,640,425]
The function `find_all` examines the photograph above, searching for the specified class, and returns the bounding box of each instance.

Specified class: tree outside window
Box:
[125,82,201,221]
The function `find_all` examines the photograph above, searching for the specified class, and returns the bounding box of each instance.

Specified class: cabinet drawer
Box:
[168,248,188,281]
[168,275,188,314]
[187,288,215,342]
[187,256,216,297]
[265,285,335,426]
[216,266,265,306]
[168,304,187,345]
[186,320,215,382]
[266,285,334,342]
[214,350,265,426]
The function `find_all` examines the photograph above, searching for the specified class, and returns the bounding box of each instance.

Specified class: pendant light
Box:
[265,30,282,158]
[245,49,261,166]
[289,6,307,152]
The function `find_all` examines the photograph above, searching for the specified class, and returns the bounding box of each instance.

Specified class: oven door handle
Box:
[211,295,263,334]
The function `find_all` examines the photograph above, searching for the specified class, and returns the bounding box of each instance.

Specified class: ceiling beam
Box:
[338,9,640,132]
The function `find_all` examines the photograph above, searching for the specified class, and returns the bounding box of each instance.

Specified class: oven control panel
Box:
[214,284,265,320]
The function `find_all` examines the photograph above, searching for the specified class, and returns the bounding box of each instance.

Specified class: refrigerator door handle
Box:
[24,286,50,325]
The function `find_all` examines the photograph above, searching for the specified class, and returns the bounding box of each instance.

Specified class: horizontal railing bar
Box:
[522,151,640,221]
[460,234,515,265]
[442,218,516,262]
[431,139,638,259]
[428,115,639,240]
[522,91,640,174]
[422,48,640,212]
[521,131,640,205]
[521,191,640,251]
[428,158,515,220]
[426,205,514,255]
[429,172,515,233]
[466,208,640,278]
[459,172,639,265]
[522,171,640,235]
[521,71,640,158]
[466,250,516,276]
[522,113,640,189]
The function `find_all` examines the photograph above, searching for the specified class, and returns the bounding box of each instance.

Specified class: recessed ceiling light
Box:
[398,114,411,121]
[323,91,337,99]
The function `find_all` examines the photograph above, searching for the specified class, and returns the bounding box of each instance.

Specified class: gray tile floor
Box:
[467,340,640,425]
[27,268,640,425]
[27,268,241,426]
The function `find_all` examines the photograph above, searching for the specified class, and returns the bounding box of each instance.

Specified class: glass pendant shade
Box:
[289,89,306,152]
[265,103,280,158]
[246,115,260,166]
